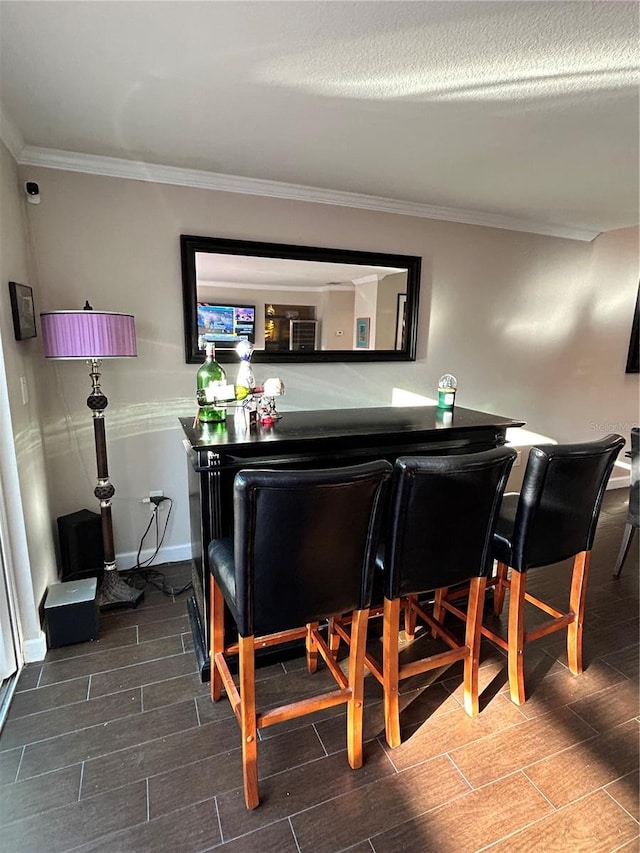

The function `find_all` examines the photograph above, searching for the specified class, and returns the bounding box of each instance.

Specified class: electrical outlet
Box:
[148,489,164,510]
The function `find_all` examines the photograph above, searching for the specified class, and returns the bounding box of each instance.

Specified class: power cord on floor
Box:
[121,497,192,597]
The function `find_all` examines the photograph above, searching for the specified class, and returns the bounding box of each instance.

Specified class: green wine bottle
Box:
[196,342,227,423]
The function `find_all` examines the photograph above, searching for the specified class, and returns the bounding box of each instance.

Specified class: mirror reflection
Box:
[181,236,421,364]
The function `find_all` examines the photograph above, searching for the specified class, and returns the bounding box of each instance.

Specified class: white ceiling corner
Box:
[0,106,23,161]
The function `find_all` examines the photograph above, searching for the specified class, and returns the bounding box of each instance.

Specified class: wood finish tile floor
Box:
[1,490,638,852]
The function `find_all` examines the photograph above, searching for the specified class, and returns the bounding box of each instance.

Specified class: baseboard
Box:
[23,630,47,663]
[117,542,192,570]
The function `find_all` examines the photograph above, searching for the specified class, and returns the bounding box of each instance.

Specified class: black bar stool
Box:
[330,447,516,748]
[460,434,625,705]
[208,460,392,809]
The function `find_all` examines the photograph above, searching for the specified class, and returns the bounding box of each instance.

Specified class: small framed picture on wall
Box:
[356,317,370,348]
[8,282,37,340]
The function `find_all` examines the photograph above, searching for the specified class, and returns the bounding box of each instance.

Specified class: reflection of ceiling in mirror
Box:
[195,253,406,289]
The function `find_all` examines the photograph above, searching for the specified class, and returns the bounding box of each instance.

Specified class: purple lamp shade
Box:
[40,311,137,359]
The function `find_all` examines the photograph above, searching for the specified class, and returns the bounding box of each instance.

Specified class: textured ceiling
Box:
[0,1,638,237]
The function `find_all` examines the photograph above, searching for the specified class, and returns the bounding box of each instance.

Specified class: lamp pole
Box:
[87,359,143,609]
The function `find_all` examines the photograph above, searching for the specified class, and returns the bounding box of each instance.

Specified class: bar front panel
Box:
[181,405,524,680]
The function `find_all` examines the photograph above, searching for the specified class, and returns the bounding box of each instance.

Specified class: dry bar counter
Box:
[180,404,524,680]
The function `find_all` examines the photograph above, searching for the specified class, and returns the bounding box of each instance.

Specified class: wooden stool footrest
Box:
[411,599,464,650]
[314,628,349,688]
[226,626,308,656]
[399,645,467,681]
[525,613,575,642]
[214,652,242,723]
[259,688,350,729]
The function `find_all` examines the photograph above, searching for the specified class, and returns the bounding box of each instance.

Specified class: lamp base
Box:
[98,568,144,610]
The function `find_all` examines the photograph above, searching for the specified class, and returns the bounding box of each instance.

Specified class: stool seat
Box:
[208,537,237,620]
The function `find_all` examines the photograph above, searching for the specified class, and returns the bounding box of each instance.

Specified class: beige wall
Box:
[353,277,378,349]
[376,272,406,350]
[0,142,56,659]
[16,164,640,572]
[320,289,355,350]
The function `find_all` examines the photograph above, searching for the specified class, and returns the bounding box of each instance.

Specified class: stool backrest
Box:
[510,433,625,570]
[233,460,392,636]
[384,447,516,599]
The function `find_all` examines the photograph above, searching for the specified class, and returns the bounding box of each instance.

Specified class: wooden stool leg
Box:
[210,574,225,702]
[346,608,369,769]
[327,617,341,657]
[507,570,527,705]
[567,551,590,676]
[238,635,259,809]
[383,597,401,748]
[433,588,447,638]
[493,561,509,616]
[306,621,319,673]
[404,594,418,639]
[463,576,486,716]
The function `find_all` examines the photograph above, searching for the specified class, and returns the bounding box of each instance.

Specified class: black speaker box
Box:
[57,509,104,582]
[44,578,99,648]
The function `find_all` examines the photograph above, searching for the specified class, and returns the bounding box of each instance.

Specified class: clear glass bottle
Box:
[196,342,227,423]
[235,340,255,398]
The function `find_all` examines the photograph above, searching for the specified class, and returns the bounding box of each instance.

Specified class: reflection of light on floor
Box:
[392,388,437,407]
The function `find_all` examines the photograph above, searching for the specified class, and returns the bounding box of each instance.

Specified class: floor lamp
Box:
[40,304,144,609]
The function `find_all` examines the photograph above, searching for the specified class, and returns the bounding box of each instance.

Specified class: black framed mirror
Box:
[181,235,421,364]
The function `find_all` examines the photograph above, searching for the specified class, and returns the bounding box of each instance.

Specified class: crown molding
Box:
[0,108,24,160]
[17,145,599,242]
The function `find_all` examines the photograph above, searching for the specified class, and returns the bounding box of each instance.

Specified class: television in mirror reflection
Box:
[181,236,421,364]
[197,303,256,347]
